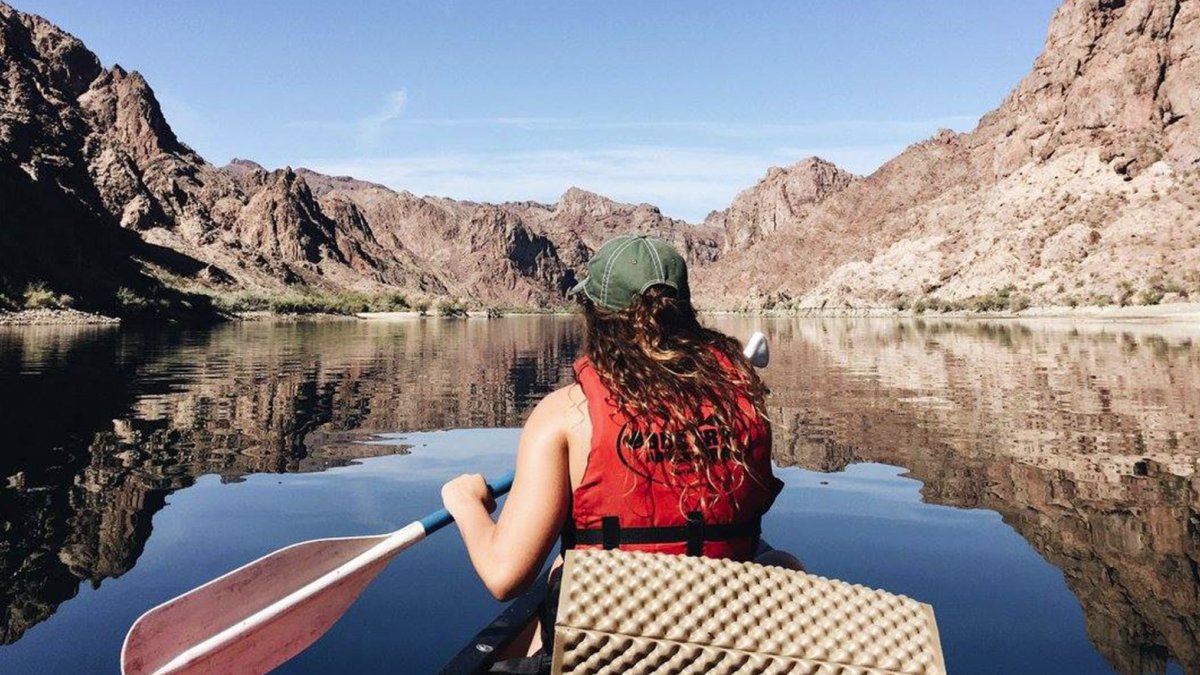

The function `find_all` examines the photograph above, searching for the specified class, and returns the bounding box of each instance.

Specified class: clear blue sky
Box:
[20,1,1061,220]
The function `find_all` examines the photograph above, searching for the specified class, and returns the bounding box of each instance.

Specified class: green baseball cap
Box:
[567,234,690,310]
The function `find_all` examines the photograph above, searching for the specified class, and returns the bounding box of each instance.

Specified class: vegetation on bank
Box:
[0,270,220,322]
[893,276,1193,315]
[6,275,1197,321]
[896,285,1033,314]
[212,290,415,315]
[0,282,76,312]
[201,290,504,317]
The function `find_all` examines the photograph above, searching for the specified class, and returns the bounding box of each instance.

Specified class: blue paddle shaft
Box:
[418,470,516,534]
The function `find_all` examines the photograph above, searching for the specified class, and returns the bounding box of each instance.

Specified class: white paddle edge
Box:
[124,330,768,674]
[122,522,427,675]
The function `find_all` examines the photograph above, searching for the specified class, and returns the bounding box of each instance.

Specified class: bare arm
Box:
[441,387,575,601]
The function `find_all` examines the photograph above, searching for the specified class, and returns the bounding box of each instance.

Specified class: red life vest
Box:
[563,354,782,561]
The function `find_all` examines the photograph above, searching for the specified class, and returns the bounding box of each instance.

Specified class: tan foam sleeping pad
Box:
[551,550,945,674]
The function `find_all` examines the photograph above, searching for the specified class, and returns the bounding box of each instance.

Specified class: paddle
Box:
[121,473,514,675]
[121,330,769,675]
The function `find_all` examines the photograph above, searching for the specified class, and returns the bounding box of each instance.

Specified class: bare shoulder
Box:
[533,384,585,417]
[524,384,586,431]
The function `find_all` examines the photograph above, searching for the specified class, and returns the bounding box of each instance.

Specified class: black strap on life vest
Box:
[561,513,761,556]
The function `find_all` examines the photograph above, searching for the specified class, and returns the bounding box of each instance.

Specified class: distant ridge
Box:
[1,0,1196,316]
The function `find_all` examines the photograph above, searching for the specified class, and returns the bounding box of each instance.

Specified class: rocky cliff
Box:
[0,1,717,314]
[700,0,1200,311]
[2,0,1198,314]
[0,5,212,317]
[703,157,858,252]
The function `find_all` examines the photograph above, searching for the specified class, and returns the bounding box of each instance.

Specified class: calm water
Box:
[0,317,1196,674]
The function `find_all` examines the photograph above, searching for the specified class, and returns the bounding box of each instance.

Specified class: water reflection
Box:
[761,319,1199,675]
[0,317,1196,673]
[0,319,579,646]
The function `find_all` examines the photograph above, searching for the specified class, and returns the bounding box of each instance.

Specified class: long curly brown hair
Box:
[577,285,770,508]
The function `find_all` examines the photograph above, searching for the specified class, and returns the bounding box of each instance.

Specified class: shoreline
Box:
[707,301,1200,324]
[4,302,1199,327]
[0,308,121,326]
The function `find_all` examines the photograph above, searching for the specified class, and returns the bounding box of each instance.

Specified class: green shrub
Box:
[1139,275,1186,304]
[211,289,415,315]
[1159,279,1189,299]
[920,297,961,313]
[330,294,371,315]
[436,298,467,317]
[1008,294,1031,312]
[267,295,327,314]
[966,284,1016,312]
[370,292,410,312]
[116,287,152,314]
[23,282,72,309]
[1117,280,1136,307]
[1139,287,1165,306]
[216,293,270,313]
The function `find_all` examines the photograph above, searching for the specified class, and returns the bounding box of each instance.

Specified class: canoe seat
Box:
[551,549,945,675]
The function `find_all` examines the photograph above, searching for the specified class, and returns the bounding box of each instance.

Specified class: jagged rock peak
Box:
[761,156,858,194]
[224,158,265,173]
[555,186,619,217]
[0,2,102,96]
[80,64,187,159]
[717,156,857,250]
[703,0,1200,311]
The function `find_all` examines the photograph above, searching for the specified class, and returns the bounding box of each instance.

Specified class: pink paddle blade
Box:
[122,534,393,675]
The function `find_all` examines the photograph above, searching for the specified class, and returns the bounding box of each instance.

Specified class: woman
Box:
[441,234,789,662]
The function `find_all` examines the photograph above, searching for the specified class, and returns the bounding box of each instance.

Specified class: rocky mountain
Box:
[0,1,717,314]
[699,0,1200,310]
[703,157,858,252]
[291,173,718,306]
[2,0,1197,315]
[0,4,210,317]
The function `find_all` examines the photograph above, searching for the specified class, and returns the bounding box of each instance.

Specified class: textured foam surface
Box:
[551,550,945,675]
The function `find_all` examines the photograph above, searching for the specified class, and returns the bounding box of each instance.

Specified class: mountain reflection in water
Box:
[0,317,1196,674]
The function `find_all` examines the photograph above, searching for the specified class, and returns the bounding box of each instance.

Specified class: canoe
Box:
[438,572,549,674]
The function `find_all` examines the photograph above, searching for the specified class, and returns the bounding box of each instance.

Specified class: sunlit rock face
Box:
[703,158,858,253]
[698,0,1200,311]
[0,3,715,311]
[7,0,1199,313]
